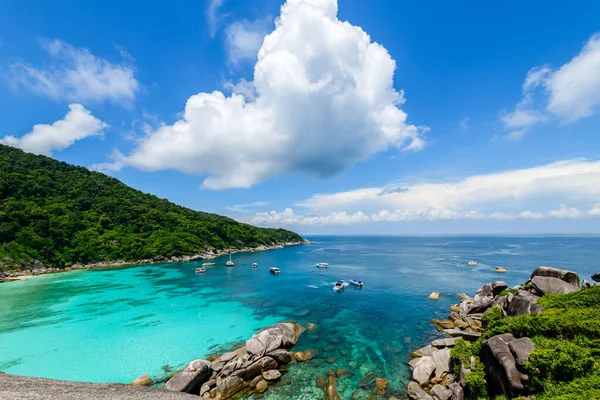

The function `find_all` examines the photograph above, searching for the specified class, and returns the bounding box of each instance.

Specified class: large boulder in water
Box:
[531,276,579,295]
[531,266,580,288]
[165,359,212,393]
[246,323,304,356]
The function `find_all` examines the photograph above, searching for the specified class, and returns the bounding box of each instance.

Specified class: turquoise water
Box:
[1,236,599,398]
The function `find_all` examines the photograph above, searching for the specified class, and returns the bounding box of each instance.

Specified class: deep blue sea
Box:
[1,236,599,398]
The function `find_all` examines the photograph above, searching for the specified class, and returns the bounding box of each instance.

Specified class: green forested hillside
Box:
[0,144,303,271]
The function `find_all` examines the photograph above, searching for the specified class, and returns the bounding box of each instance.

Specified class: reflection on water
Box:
[1,235,599,398]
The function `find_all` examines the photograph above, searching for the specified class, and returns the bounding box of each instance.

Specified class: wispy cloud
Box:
[459,117,470,129]
[207,0,226,38]
[501,33,600,139]
[225,201,269,213]
[240,159,600,226]
[7,39,139,105]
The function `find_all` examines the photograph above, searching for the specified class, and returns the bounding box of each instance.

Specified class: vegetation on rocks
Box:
[451,286,600,400]
[0,144,303,272]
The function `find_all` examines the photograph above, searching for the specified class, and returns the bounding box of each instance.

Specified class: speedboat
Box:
[252,263,258,268]
[316,262,329,268]
[195,267,206,273]
[226,252,234,267]
[350,279,364,287]
[269,267,280,274]
[202,262,215,266]
[333,280,345,292]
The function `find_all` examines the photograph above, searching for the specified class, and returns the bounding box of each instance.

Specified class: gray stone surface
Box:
[531,266,580,288]
[430,384,452,400]
[481,335,527,397]
[508,337,534,365]
[407,381,433,400]
[164,359,211,393]
[431,349,451,377]
[412,356,436,385]
[0,373,195,400]
[443,329,481,340]
[531,276,579,295]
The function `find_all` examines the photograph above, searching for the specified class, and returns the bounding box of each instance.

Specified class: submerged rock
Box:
[325,374,341,400]
[266,349,292,365]
[374,377,387,394]
[292,349,317,362]
[255,379,269,393]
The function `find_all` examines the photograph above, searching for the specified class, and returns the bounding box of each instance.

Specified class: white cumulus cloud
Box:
[242,159,600,226]
[100,0,426,189]
[502,33,600,138]
[8,39,139,104]
[0,104,107,156]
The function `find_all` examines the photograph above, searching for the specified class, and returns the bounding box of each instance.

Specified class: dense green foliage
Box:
[0,145,303,271]
[451,286,600,400]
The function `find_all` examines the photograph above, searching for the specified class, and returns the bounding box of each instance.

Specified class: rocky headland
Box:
[406,266,600,400]
[0,240,310,282]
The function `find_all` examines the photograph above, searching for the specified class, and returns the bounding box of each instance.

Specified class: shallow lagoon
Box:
[1,236,598,398]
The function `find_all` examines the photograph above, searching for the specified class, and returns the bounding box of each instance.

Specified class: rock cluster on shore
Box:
[0,240,310,282]
[407,266,594,400]
[159,322,304,399]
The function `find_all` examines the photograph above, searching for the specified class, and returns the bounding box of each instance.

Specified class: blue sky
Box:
[1,0,600,234]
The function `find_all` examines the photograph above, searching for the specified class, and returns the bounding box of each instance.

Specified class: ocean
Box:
[1,235,598,398]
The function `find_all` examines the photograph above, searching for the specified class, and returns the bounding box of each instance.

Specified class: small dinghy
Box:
[333,280,345,292]
[269,267,280,274]
[252,263,258,268]
[350,279,363,287]
[316,262,329,268]
[195,267,206,273]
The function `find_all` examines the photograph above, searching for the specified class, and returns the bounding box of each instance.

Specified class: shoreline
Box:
[0,239,311,283]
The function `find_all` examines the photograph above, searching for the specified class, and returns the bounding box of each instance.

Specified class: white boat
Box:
[252,263,258,268]
[350,279,363,287]
[333,280,345,292]
[195,267,206,273]
[202,262,215,266]
[316,262,329,268]
[269,267,280,274]
[226,253,234,267]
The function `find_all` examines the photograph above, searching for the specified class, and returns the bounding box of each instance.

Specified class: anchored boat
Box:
[226,252,234,267]
[350,279,364,287]
[195,267,206,273]
[316,262,329,268]
[269,267,280,274]
[252,263,258,268]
